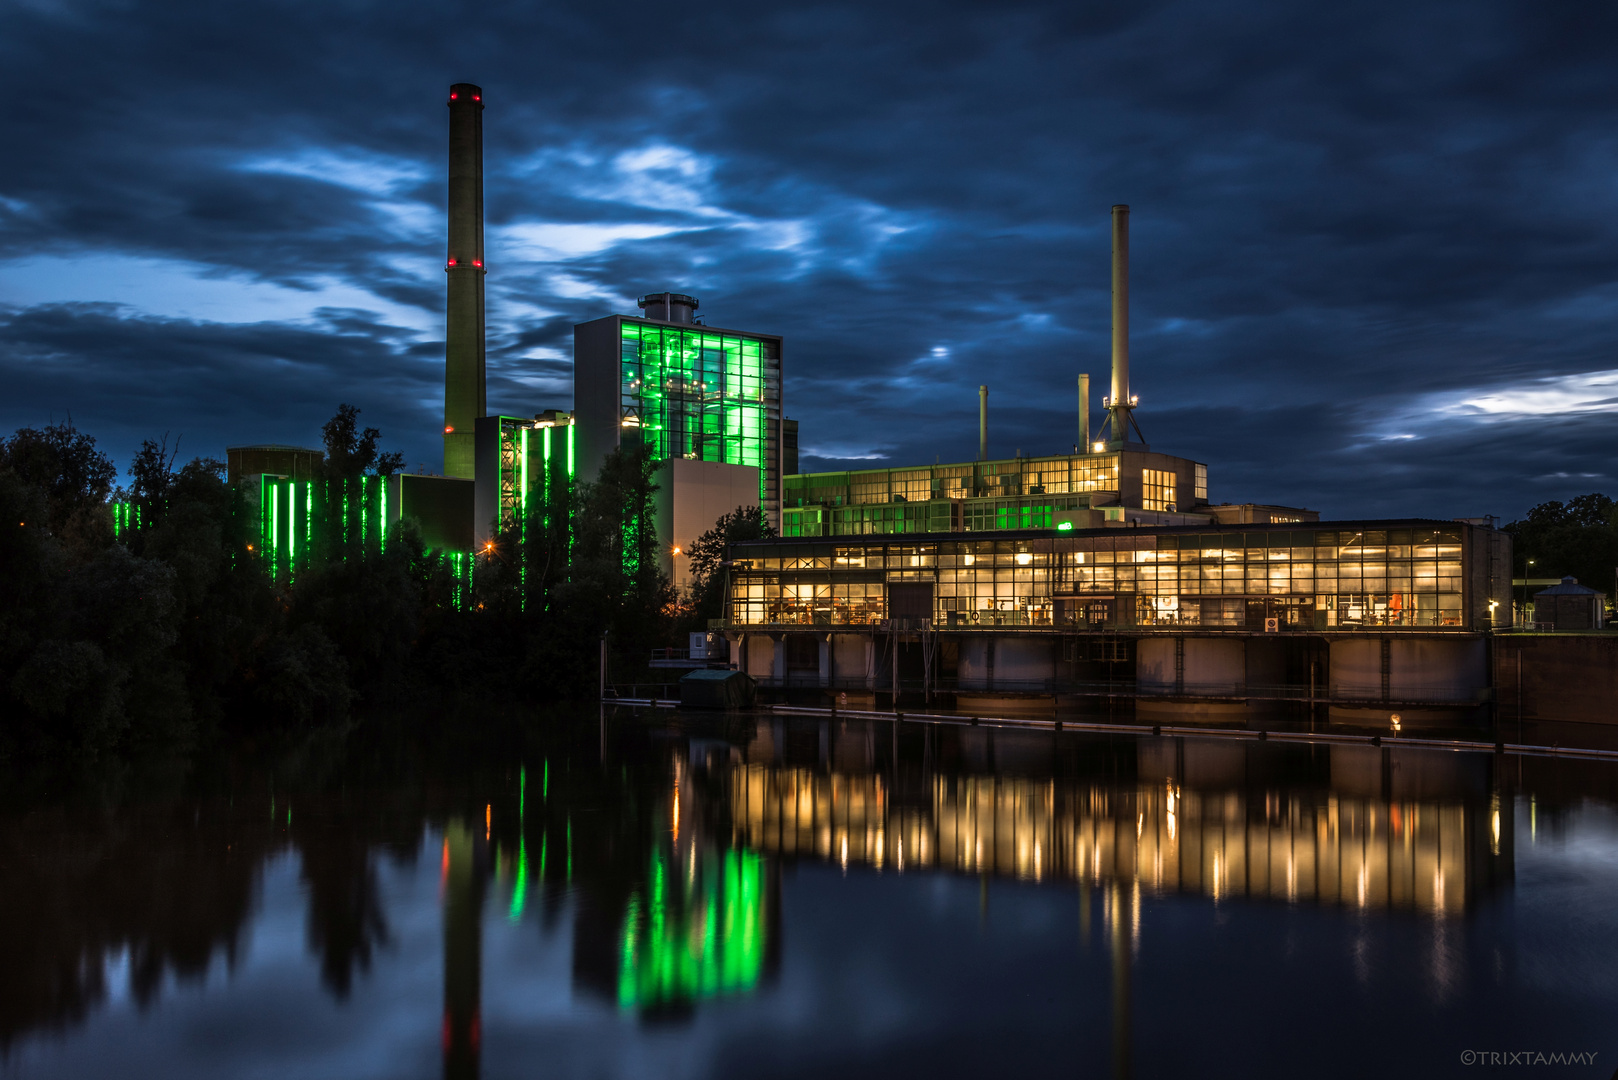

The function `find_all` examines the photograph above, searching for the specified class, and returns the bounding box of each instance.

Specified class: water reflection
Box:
[1,714,1614,1079]
[726,721,1511,916]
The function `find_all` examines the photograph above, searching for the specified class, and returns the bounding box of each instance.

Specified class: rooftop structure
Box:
[226,444,322,486]
[783,448,1214,537]
[1532,576,1607,630]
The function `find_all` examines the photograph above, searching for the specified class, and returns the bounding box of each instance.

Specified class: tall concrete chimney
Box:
[978,385,988,461]
[443,82,486,479]
[1106,204,1134,449]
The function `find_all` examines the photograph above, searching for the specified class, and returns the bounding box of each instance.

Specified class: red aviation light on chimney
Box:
[473,94,481,101]
[444,425,454,434]
[472,259,482,267]
[447,257,457,266]
[450,92,458,100]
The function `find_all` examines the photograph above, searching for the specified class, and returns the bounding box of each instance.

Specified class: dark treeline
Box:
[1504,494,1618,600]
[0,407,769,761]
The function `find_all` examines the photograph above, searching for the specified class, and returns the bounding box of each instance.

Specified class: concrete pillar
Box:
[990,637,1056,692]
[833,635,866,689]
[864,638,876,690]
[958,636,992,690]
[819,635,832,688]
[743,634,775,680]
[1137,637,1244,695]
[772,636,786,683]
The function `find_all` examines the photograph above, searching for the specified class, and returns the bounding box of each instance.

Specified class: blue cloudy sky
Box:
[3,0,1618,519]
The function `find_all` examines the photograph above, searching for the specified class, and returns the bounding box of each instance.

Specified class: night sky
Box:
[3,0,1617,521]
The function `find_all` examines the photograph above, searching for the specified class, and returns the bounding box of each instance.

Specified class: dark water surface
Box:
[3,709,1617,1079]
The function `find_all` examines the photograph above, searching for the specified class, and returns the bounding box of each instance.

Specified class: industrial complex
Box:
[203,82,1618,725]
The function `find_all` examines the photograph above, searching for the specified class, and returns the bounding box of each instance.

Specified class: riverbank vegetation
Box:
[0,408,731,761]
[1504,494,1618,601]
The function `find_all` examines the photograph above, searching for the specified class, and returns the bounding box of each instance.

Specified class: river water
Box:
[2,709,1616,1079]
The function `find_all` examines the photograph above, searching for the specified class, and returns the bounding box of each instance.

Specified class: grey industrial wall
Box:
[572,316,622,484]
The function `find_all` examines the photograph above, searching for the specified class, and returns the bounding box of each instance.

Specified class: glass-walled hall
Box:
[726,521,1511,631]
[618,321,781,515]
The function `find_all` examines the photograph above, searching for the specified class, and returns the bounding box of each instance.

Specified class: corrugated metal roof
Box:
[1534,576,1602,597]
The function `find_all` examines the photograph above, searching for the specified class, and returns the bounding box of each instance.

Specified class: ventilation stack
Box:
[443,82,486,479]
[1105,204,1140,449]
[978,385,989,461]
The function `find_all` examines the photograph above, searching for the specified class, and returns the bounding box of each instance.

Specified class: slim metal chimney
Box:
[1106,204,1135,449]
[1078,373,1090,451]
[978,385,988,461]
[443,82,486,479]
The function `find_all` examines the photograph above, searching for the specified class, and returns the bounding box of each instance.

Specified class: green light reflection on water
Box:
[615,848,766,1010]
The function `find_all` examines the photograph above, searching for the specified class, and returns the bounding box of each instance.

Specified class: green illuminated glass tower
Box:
[574,293,783,528]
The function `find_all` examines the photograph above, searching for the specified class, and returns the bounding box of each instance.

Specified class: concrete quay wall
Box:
[730,627,1615,725]
[1494,634,1618,726]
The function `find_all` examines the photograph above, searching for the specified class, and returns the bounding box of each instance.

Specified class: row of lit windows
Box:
[785,455,1127,506]
[749,531,1465,566]
[727,583,1467,628]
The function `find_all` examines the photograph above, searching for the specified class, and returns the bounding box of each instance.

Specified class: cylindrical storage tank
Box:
[637,292,699,324]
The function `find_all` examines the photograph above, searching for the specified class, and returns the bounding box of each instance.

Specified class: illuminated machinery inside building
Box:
[573,292,782,579]
[473,410,576,552]
[725,519,1512,633]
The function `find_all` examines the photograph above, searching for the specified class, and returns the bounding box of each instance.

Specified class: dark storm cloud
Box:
[3,0,1618,516]
[0,302,438,472]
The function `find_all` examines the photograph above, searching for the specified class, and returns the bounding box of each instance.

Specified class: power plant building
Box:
[574,291,783,586]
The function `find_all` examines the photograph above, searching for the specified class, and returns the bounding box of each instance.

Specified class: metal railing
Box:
[603,682,679,702]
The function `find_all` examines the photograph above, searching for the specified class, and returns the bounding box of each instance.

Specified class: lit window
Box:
[1143,469,1176,511]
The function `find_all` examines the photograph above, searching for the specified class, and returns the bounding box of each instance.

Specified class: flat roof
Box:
[576,312,783,343]
[732,517,1488,547]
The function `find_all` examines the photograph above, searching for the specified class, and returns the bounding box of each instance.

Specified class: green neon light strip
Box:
[567,426,575,479]
[521,427,529,518]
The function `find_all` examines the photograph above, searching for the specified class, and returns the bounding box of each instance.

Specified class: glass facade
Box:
[783,453,1129,538]
[728,523,1493,631]
[618,321,781,515]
